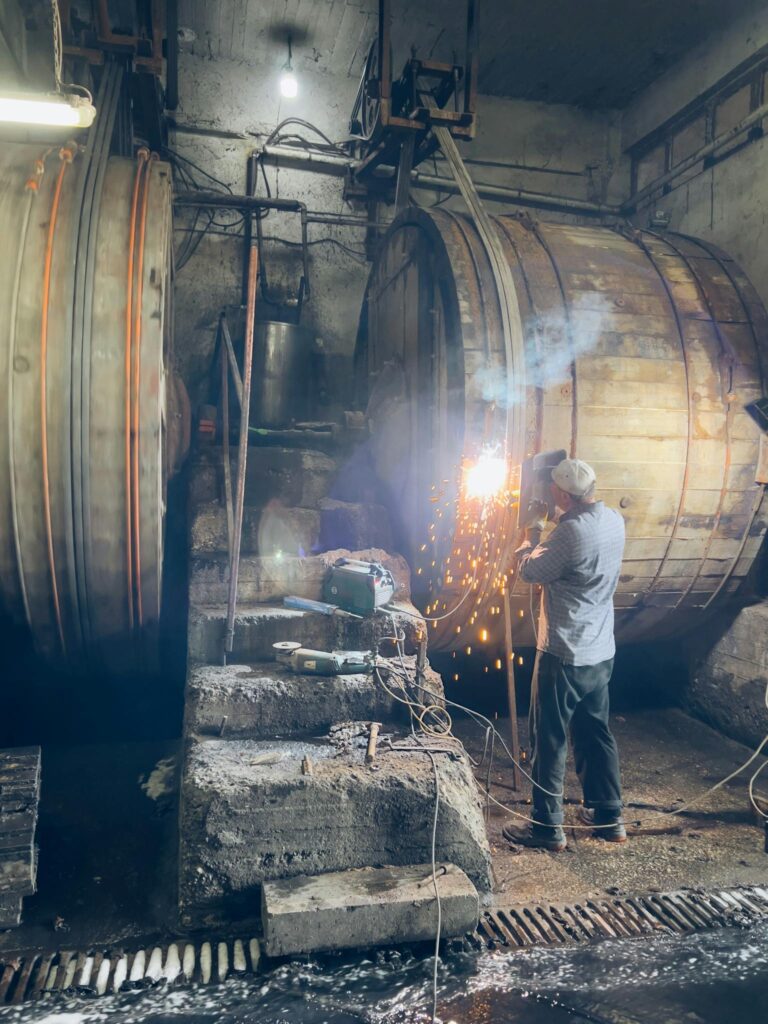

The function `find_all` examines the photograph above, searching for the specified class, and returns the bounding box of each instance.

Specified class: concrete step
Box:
[318,498,393,552]
[191,503,320,558]
[184,657,444,741]
[190,498,394,558]
[188,547,411,607]
[262,864,479,956]
[178,734,492,928]
[189,446,337,511]
[188,600,426,664]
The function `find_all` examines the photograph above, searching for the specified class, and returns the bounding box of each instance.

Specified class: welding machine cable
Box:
[374,650,768,833]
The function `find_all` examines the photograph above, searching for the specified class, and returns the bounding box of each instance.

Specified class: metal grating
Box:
[0,937,261,1005]
[472,886,768,950]
[2,887,767,1003]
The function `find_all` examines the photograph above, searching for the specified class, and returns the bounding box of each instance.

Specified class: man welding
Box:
[503,457,627,852]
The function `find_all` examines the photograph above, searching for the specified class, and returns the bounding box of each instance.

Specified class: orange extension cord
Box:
[40,145,75,655]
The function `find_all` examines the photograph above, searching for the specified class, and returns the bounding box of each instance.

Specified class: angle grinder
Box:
[273,641,370,676]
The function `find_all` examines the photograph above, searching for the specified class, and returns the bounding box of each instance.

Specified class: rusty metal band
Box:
[7,158,45,628]
[522,220,579,458]
[495,217,547,602]
[132,154,155,629]
[623,228,694,605]
[656,231,736,608]
[124,151,149,632]
[71,60,123,656]
[40,150,73,655]
[673,232,767,609]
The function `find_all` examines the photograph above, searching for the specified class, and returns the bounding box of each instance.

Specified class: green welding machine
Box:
[323,558,395,615]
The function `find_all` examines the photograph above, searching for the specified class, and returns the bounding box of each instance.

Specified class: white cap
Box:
[551,458,596,498]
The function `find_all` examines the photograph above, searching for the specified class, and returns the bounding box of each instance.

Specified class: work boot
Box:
[579,808,627,843]
[502,822,567,852]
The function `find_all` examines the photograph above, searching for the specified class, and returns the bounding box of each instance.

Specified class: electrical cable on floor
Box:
[424,745,441,1024]
[372,639,768,833]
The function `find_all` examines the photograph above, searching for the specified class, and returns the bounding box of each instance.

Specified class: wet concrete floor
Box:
[456,709,768,904]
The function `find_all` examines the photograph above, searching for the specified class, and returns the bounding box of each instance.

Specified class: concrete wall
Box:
[170,49,622,407]
[623,4,768,312]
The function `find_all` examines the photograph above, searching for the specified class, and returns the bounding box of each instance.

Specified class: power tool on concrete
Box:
[323,558,395,615]
[273,641,370,676]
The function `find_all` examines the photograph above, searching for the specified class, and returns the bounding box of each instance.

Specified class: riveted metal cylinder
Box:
[356,208,768,652]
[0,143,179,672]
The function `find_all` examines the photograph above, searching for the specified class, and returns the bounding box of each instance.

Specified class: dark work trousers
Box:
[529,650,622,826]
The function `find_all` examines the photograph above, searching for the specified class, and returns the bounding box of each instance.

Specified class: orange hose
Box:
[132,153,155,628]
[125,149,149,632]
[41,146,74,655]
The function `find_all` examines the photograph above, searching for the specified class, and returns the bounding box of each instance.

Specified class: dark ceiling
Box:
[178,0,765,109]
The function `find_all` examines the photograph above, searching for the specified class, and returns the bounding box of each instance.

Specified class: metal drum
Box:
[0,143,177,672]
[356,208,768,653]
[251,321,313,427]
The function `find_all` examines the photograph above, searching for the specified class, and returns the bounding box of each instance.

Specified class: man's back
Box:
[519,501,625,666]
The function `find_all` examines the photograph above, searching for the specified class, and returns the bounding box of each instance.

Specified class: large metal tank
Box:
[251,321,313,427]
[356,208,768,652]
[0,143,177,672]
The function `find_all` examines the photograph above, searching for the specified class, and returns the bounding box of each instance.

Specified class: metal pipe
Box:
[409,169,620,215]
[259,144,619,216]
[174,191,305,213]
[165,0,179,110]
[224,246,257,658]
[262,144,351,171]
[624,99,768,211]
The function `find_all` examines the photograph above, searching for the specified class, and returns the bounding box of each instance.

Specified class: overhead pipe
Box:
[624,99,768,212]
[260,143,620,217]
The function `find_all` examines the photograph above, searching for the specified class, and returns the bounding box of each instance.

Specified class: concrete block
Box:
[189,447,337,511]
[187,601,427,664]
[184,658,444,740]
[178,736,492,927]
[191,503,320,557]
[690,601,768,748]
[189,547,412,607]
[262,864,479,956]
[0,891,23,929]
[319,499,393,552]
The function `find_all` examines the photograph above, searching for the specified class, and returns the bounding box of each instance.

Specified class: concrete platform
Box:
[261,863,479,956]
[187,601,426,663]
[178,735,492,928]
[184,658,445,740]
[189,546,413,607]
[189,446,337,511]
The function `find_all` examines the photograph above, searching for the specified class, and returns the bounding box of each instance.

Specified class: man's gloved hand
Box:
[528,497,548,532]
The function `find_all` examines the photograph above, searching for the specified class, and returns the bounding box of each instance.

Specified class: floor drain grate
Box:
[0,937,261,1004]
[472,885,768,950]
[2,887,767,1003]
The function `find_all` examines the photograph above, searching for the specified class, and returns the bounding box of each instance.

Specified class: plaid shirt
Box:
[517,501,625,666]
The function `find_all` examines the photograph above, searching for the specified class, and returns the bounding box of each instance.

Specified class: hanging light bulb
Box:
[279,34,298,98]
